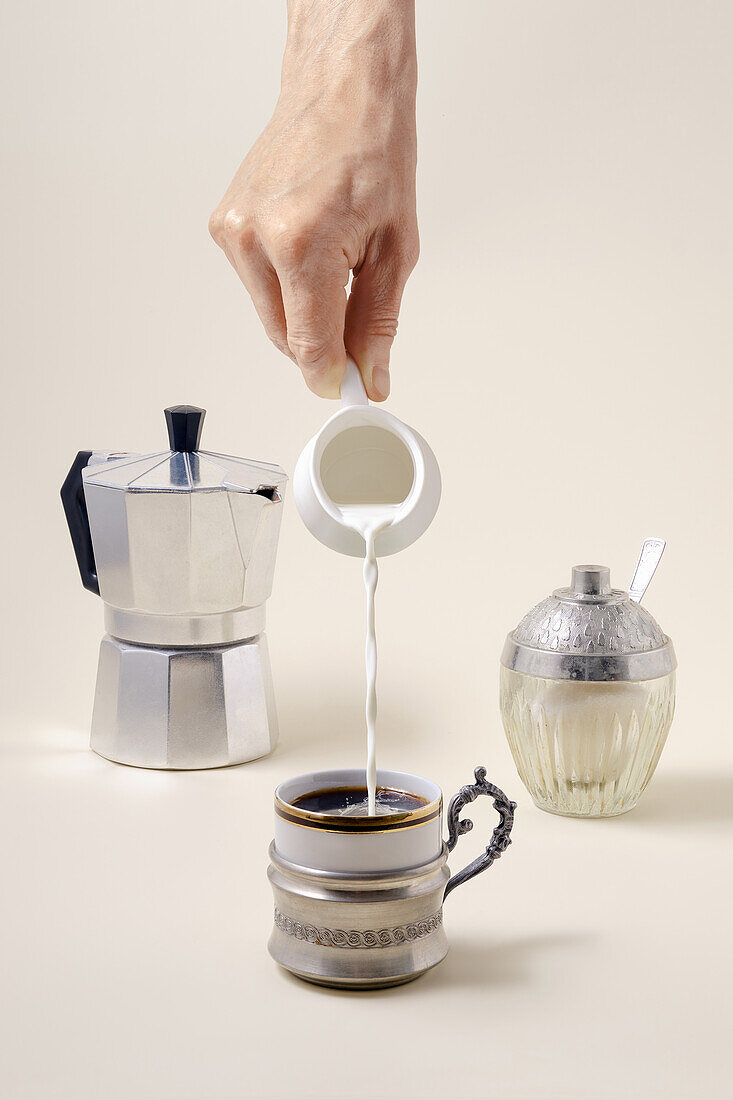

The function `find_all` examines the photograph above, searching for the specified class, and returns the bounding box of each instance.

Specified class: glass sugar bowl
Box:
[500,540,676,818]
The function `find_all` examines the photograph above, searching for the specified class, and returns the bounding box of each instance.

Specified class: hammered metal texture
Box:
[512,595,667,656]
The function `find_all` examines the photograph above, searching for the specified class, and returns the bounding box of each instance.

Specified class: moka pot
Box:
[61,405,287,769]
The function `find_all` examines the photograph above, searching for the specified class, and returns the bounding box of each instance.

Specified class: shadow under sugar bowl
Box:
[268,766,516,989]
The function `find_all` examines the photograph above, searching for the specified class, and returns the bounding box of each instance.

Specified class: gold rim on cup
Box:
[274,788,443,834]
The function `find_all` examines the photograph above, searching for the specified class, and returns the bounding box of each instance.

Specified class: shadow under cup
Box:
[268,767,516,990]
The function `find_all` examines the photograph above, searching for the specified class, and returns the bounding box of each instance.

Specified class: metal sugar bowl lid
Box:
[501,539,676,683]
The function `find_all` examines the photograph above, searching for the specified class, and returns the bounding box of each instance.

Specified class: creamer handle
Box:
[340,357,369,408]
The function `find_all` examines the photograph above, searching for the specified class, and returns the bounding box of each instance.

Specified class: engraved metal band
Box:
[273,907,443,949]
[501,635,677,682]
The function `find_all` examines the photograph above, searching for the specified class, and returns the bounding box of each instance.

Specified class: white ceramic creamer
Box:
[293,359,441,558]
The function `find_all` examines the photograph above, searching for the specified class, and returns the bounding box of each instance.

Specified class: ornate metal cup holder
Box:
[267,766,516,989]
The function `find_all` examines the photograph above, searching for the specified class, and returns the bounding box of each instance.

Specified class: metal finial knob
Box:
[571,565,611,597]
[165,405,205,453]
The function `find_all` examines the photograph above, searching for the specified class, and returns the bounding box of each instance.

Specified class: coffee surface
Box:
[292,786,428,818]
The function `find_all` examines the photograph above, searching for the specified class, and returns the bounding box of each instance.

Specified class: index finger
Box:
[274,245,350,399]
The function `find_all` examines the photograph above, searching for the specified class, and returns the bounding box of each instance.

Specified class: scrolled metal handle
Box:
[444,766,516,900]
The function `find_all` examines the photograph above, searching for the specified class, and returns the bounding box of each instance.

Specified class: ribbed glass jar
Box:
[500,667,676,817]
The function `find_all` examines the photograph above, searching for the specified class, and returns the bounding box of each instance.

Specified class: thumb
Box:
[345,233,418,401]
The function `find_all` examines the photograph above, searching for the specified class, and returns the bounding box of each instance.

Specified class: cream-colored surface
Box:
[1,2,731,1098]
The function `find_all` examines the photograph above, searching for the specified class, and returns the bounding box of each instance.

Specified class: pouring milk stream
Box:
[294,359,441,813]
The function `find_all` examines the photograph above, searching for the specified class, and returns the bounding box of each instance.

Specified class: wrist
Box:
[282,0,417,96]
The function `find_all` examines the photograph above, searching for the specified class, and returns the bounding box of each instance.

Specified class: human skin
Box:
[209,0,418,400]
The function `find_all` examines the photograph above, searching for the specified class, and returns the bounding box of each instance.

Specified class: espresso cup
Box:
[268,766,516,989]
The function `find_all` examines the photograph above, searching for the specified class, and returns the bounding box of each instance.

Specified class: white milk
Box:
[318,420,416,815]
[339,504,399,814]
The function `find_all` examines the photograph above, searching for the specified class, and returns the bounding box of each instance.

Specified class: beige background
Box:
[2,2,732,1098]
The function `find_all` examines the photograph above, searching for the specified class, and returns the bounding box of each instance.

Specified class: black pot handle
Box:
[60,451,99,595]
[444,766,516,899]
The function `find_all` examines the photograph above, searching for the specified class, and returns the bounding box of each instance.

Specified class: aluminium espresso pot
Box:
[61,405,287,769]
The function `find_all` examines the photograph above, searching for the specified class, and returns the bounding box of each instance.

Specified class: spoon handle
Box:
[628,537,666,604]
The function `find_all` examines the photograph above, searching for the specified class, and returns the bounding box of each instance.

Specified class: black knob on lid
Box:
[165,405,206,453]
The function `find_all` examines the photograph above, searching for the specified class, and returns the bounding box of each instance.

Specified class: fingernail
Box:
[372,366,391,399]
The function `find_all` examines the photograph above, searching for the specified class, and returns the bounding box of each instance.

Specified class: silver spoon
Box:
[628,537,666,604]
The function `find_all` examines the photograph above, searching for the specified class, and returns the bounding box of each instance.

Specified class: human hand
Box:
[209,0,418,400]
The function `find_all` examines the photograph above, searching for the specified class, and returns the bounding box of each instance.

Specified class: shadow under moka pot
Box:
[61,406,287,769]
[268,767,516,989]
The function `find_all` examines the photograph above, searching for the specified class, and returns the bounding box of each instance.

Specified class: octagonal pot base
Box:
[90,633,278,769]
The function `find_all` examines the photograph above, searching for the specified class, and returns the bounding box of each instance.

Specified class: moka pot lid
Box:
[83,405,287,496]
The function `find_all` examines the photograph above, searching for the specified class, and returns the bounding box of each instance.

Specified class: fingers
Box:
[211,206,350,396]
[273,238,350,399]
[211,205,419,402]
[210,212,291,359]
[345,227,419,401]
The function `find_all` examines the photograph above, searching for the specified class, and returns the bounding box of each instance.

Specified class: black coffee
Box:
[292,786,428,818]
